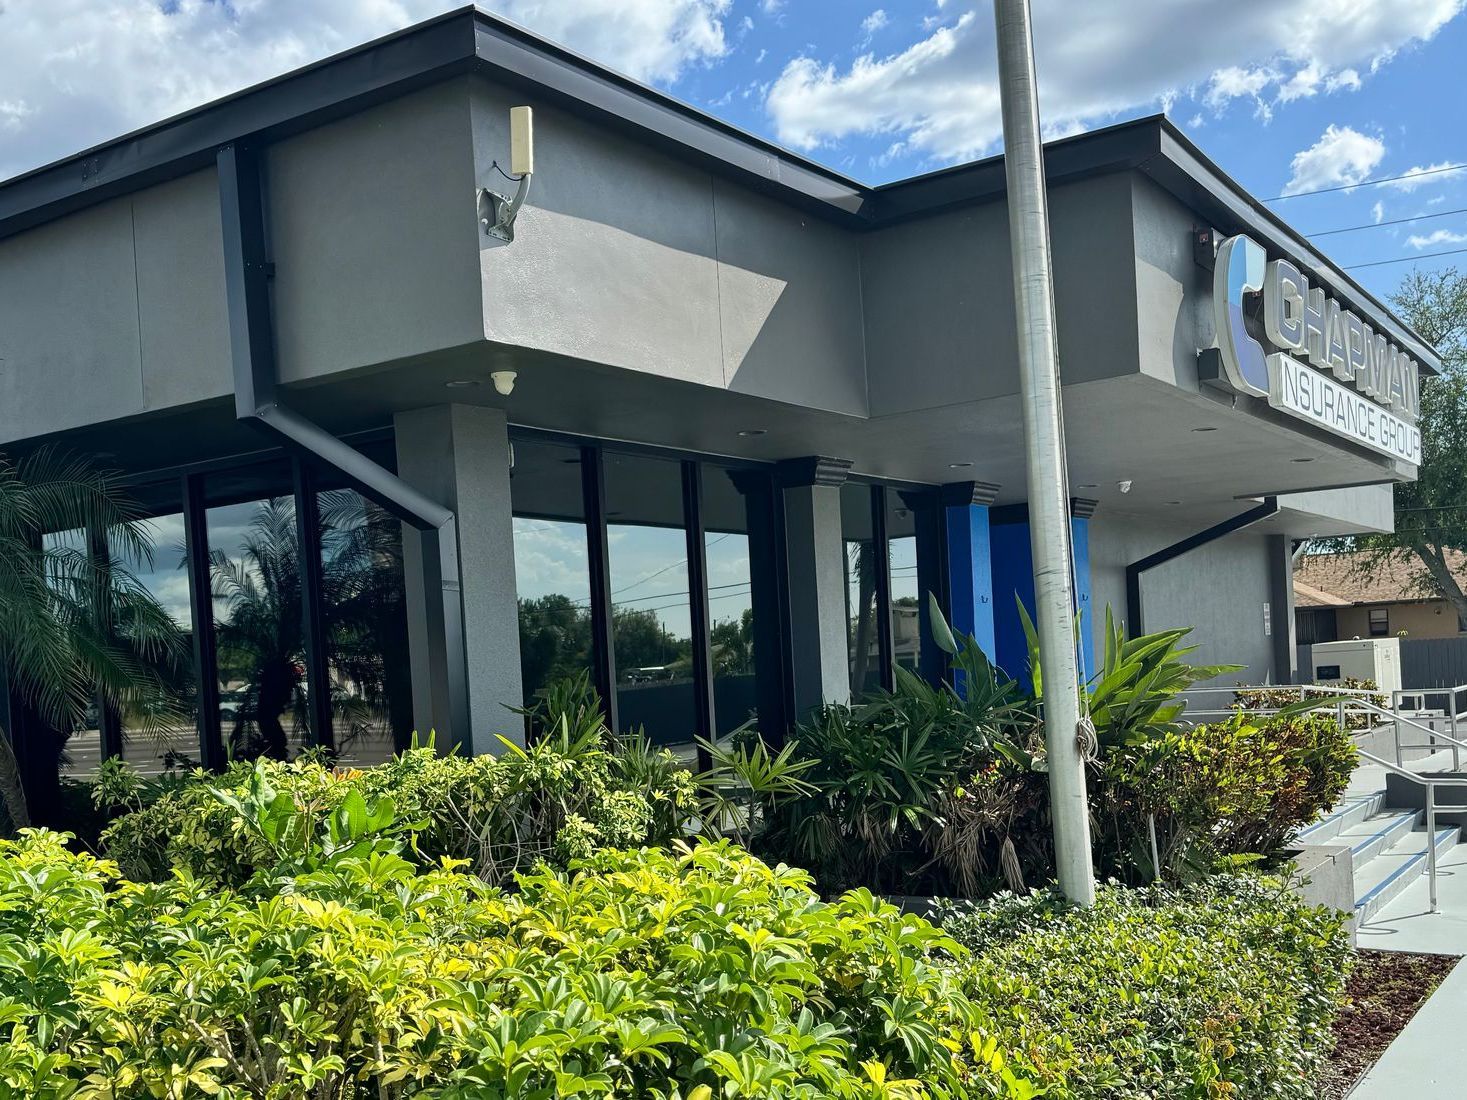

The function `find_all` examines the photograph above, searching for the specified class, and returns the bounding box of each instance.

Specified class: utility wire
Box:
[1307,205,1467,238]
[1266,162,1467,202]
[1346,246,1467,270]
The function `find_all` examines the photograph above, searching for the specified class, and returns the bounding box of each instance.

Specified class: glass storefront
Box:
[21,426,944,798]
[510,439,595,708]
[604,452,698,754]
[120,511,197,776]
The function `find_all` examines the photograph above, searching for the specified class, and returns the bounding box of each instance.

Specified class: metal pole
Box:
[992,0,1094,905]
[1427,782,1439,914]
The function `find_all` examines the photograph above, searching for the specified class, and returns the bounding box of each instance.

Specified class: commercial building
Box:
[0,9,1438,804]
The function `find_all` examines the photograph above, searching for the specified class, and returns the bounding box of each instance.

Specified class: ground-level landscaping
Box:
[0,610,1369,1098]
[1320,949,1461,1100]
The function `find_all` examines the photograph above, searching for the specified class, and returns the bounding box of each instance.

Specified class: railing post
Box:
[1453,689,1462,772]
[1427,782,1439,915]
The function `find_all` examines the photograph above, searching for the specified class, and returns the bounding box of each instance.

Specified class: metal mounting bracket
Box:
[478,171,531,242]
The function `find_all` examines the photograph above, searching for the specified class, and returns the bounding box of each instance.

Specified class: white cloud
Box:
[766,0,1463,162]
[861,10,888,41]
[1372,200,1386,223]
[1282,125,1385,196]
[0,0,733,180]
[1383,160,1463,190]
[1407,228,1467,248]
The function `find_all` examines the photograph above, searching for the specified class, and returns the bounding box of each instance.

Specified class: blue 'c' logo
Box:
[1214,235,1270,399]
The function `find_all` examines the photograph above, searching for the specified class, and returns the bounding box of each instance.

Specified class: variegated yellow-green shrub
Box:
[0,829,1039,1100]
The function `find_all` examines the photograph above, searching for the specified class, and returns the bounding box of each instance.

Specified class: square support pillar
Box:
[942,481,1001,662]
[394,404,523,753]
[1267,533,1299,683]
[990,499,1097,687]
[778,457,853,715]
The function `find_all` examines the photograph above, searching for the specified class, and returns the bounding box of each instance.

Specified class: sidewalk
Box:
[1350,821,1467,1096]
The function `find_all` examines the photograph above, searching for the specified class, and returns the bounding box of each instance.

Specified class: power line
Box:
[1307,205,1467,239]
[1266,162,1467,202]
[1346,246,1467,271]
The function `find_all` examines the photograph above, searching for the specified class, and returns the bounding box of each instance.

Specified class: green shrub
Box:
[947,874,1353,1099]
[0,829,1037,1099]
[102,738,696,887]
[758,616,1036,897]
[1102,711,1358,877]
[1234,679,1386,731]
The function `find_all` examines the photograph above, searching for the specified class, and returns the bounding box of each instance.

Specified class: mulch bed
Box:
[1318,948,1461,1099]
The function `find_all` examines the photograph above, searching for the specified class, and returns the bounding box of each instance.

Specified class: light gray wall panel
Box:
[0,196,144,442]
[861,173,1140,417]
[269,80,484,384]
[713,181,867,415]
[1089,511,1277,684]
[472,81,724,390]
[1131,174,1209,390]
[470,79,866,413]
[133,168,232,410]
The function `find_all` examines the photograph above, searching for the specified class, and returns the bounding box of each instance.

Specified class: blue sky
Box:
[1,0,1464,301]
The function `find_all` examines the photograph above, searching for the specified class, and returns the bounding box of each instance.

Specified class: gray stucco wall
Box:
[859,172,1140,417]
[269,80,484,385]
[1089,511,1279,683]
[0,169,231,443]
[1131,174,1211,391]
[0,81,485,446]
[469,78,869,416]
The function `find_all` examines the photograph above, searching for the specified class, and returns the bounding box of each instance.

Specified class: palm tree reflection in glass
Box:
[211,492,408,763]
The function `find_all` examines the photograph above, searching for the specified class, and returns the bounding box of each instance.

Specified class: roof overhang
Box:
[0,5,1441,371]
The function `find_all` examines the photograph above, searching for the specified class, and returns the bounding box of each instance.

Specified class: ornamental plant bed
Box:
[1318,948,1461,1099]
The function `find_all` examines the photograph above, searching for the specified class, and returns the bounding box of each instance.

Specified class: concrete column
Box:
[394,404,523,753]
[943,481,1001,661]
[1267,533,1299,683]
[778,457,853,715]
[990,499,1097,685]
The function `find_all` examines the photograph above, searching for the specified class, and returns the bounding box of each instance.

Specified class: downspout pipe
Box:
[217,142,471,746]
[1125,497,1280,636]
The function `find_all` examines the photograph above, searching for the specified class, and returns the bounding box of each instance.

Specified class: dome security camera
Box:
[490,370,518,396]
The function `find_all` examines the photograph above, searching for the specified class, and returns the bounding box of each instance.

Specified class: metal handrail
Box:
[1356,748,1467,914]
[1177,682,1388,698]
[1350,698,1467,771]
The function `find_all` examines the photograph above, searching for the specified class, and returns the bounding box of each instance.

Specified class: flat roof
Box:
[0,4,1440,371]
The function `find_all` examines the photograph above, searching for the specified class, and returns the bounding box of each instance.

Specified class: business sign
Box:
[1207,234,1421,466]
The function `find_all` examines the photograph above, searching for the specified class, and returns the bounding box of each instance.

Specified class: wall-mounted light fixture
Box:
[479,106,535,242]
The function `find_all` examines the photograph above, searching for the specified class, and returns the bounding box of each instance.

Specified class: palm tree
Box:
[0,449,187,829]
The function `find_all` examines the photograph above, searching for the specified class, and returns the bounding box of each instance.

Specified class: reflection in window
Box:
[886,495,920,676]
[121,513,198,776]
[43,529,101,780]
[208,490,310,761]
[318,489,413,766]
[604,454,696,751]
[703,467,756,738]
[841,484,881,696]
[511,441,594,708]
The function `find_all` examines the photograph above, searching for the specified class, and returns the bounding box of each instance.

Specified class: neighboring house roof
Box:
[1295,551,1467,608]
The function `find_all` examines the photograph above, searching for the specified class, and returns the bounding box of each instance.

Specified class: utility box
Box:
[1311,637,1402,694]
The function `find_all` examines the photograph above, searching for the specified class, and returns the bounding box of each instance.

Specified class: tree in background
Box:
[1314,268,1467,627]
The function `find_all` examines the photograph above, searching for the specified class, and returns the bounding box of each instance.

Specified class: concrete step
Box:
[1338,810,1423,866]
[1296,790,1385,844]
[1356,827,1460,925]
